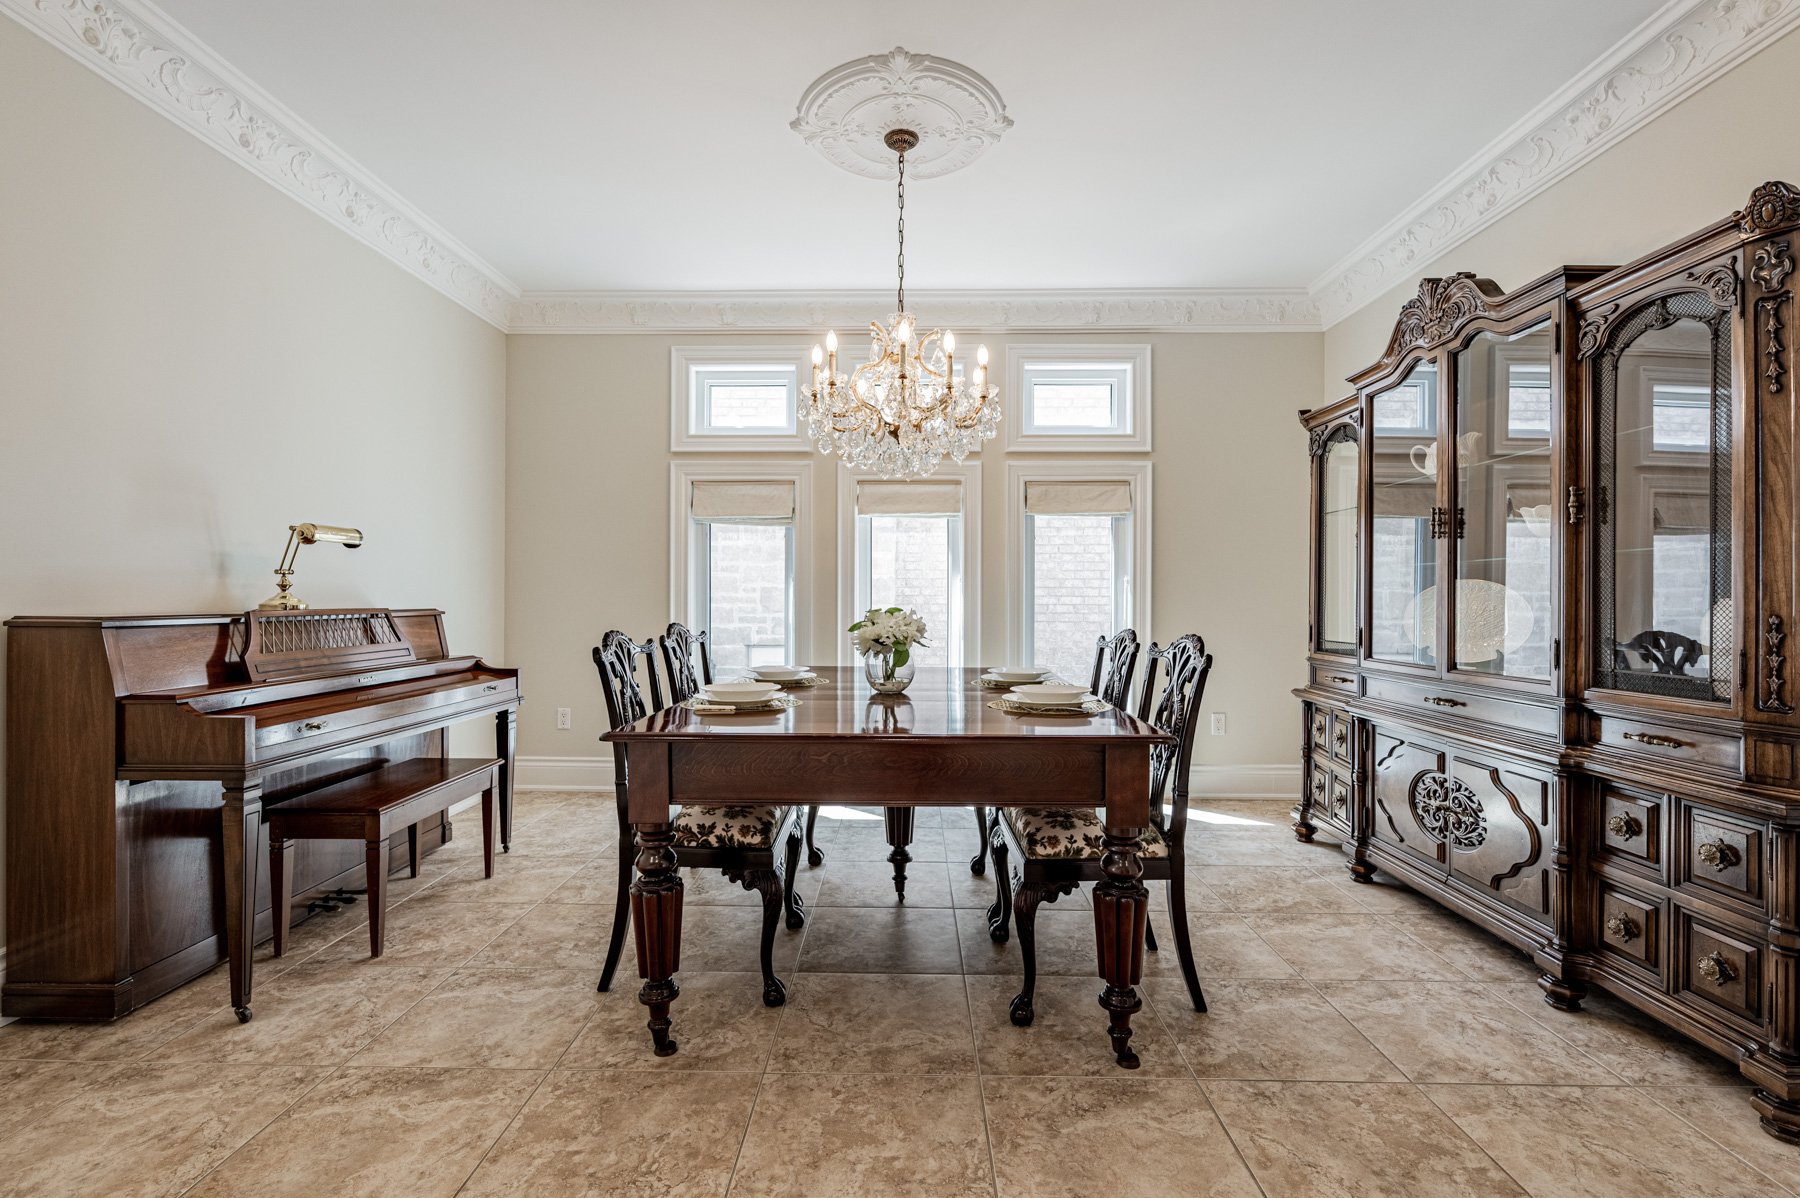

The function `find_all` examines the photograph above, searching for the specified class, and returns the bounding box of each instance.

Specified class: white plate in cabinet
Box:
[1596,716,1742,775]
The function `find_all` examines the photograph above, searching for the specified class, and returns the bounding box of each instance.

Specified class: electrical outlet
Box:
[556,707,572,730]
[1210,712,1227,736]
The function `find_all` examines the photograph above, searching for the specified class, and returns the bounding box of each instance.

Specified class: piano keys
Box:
[3,608,520,1022]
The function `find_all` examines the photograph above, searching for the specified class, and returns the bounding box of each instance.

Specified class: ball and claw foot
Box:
[763,978,787,1008]
[785,891,806,931]
[1009,994,1034,1027]
[969,851,987,877]
[807,846,824,867]
[234,1006,252,1024]
[986,903,1009,944]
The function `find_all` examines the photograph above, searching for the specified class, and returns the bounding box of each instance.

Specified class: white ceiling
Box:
[148,0,1669,294]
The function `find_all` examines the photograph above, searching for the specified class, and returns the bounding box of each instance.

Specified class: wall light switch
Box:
[556,707,572,730]
[1210,712,1226,736]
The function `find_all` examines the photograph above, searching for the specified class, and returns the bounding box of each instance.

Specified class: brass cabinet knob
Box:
[1607,813,1642,840]
[1604,914,1641,942]
[1697,951,1736,986]
[1697,839,1741,871]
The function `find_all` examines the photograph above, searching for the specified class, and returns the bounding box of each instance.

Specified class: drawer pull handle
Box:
[1327,675,1354,684]
[1623,731,1684,749]
[1697,839,1741,871]
[300,721,328,733]
[1606,813,1642,840]
[484,684,500,692]
[1422,696,1466,708]
[1604,914,1641,942]
[1697,951,1737,986]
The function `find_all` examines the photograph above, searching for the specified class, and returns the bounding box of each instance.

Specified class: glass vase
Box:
[863,648,916,694]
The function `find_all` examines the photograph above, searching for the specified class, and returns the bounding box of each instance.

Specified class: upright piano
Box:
[3,608,520,1022]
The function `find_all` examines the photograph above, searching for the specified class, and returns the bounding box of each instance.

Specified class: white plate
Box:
[1008,683,1092,706]
[986,667,1052,682]
[749,665,809,680]
[699,683,782,705]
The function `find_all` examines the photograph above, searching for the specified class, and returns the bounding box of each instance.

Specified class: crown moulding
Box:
[1307,0,1800,327]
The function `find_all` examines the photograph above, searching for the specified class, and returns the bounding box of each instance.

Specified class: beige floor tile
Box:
[984,1075,1263,1197]
[1193,866,1378,914]
[1187,828,1340,868]
[469,902,617,970]
[1488,981,1745,1085]
[350,968,599,1069]
[460,1069,758,1197]
[797,905,963,973]
[1319,981,1620,1084]
[1333,870,1444,913]
[967,973,1189,1077]
[1641,1086,1800,1194]
[540,856,625,904]
[815,858,954,907]
[0,1061,320,1198]
[681,862,823,907]
[0,967,230,1062]
[0,1060,119,1139]
[1148,978,1405,1082]
[1425,1083,1792,1198]
[729,1073,992,1198]
[817,822,949,862]
[665,904,805,975]
[418,856,590,904]
[151,960,444,1065]
[1203,1079,1525,1197]
[310,899,532,971]
[1381,913,1539,981]
[261,900,372,971]
[562,972,782,1071]
[949,859,1010,909]
[1244,913,1468,981]
[767,973,976,1073]
[187,1066,541,1198]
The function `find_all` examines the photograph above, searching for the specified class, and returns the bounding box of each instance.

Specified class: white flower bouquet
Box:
[849,607,929,692]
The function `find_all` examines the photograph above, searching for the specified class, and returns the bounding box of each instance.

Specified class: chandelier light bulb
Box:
[812,345,823,364]
[826,329,838,353]
[943,330,956,354]
[977,344,988,367]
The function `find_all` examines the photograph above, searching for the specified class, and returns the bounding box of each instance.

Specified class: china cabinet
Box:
[1295,181,1800,1141]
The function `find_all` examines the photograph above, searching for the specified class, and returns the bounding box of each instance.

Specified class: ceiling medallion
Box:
[802,129,999,480]
[790,46,1012,180]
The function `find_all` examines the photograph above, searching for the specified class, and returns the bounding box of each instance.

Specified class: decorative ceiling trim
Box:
[1,0,520,328]
[1308,0,1800,328]
[790,46,1012,180]
[505,290,1321,335]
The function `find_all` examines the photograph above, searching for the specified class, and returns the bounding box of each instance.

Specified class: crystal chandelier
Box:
[803,129,1000,479]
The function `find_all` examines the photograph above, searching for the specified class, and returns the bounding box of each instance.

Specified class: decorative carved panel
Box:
[1371,274,1506,375]
[1368,729,1449,868]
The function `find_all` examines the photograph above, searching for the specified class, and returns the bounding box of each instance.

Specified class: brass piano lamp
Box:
[259,523,363,610]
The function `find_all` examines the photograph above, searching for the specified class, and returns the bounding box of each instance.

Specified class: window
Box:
[670,347,813,450]
[1506,363,1552,437]
[671,463,813,667]
[1004,344,1152,451]
[1652,384,1711,451]
[837,464,981,666]
[1007,463,1151,682]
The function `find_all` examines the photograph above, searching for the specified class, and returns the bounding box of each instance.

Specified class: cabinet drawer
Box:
[1310,706,1330,749]
[1598,886,1659,971]
[1329,716,1353,763]
[1363,676,1557,737]
[1680,913,1762,1023]
[1597,716,1741,774]
[1600,786,1661,866]
[1327,768,1353,825]
[1312,665,1357,696]
[1682,806,1763,906]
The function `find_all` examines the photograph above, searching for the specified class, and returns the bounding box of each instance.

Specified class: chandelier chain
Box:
[896,151,905,314]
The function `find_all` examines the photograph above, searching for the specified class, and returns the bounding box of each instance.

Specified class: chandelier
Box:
[803,129,1000,479]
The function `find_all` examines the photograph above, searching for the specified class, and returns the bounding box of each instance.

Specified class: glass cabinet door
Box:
[1452,323,1554,680]
[1593,296,1733,703]
[1317,429,1358,655]
[1369,361,1440,666]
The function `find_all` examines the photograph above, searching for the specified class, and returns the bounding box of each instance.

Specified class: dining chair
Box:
[660,621,830,869]
[986,632,1211,1027]
[593,629,806,1007]
[968,628,1142,878]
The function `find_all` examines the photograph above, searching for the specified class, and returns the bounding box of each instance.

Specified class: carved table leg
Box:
[221,781,263,1023]
[495,707,517,852]
[631,821,683,1056]
[885,806,915,902]
[1093,824,1148,1069]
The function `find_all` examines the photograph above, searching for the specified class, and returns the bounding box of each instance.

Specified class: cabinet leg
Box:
[1537,972,1585,1012]
[631,821,683,1057]
[221,782,262,1023]
[1751,1090,1800,1143]
[1093,824,1148,1070]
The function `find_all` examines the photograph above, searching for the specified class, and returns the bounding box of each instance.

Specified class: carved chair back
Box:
[1615,629,1705,676]
[1133,634,1213,832]
[1088,628,1141,709]
[594,630,665,788]
[660,622,714,704]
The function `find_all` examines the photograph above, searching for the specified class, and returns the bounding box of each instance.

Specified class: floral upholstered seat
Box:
[1000,807,1168,860]
[673,804,789,849]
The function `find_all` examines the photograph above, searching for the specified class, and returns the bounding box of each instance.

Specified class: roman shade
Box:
[690,481,795,524]
[856,480,963,517]
[1653,492,1710,534]
[1024,480,1132,516]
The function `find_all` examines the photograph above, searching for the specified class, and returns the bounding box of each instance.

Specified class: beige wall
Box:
[505,329,1319,782]
[1322,26,1800,394]
[0,21,508,958]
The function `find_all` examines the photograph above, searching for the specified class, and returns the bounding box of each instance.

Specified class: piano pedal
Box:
[305,898,345,915]
[326,887,365,905]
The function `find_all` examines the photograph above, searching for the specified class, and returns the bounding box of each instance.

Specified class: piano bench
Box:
[266,756,502,960]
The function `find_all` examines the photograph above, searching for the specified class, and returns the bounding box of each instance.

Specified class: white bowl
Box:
[1008,683,1090,705]
[749,665,806,680]
[699,682,782,704]
[988,666,1052,682]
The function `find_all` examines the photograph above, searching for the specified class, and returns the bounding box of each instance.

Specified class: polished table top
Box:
[607,665,1173,744]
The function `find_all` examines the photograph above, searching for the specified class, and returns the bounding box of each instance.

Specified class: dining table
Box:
[603,664,1175,1068]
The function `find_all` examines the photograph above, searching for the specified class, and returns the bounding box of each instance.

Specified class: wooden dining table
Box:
[604,664,1175,1068]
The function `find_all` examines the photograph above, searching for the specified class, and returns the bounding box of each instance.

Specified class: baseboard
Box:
[1188,764,1301,800]
[0,948,12,1027]
[517,754,615,791]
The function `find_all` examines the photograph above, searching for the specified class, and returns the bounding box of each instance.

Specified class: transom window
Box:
[1004,345,1152,452]
[670,347,813,451]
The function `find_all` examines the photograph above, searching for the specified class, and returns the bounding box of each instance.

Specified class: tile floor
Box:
[1,792,1797,1196]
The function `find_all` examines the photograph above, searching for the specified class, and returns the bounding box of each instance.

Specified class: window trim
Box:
[834,461,982,667]
[669,460,814,664]
[670,346,815,451]
[1003,343,1153,452]
[1005,461,1152,668]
